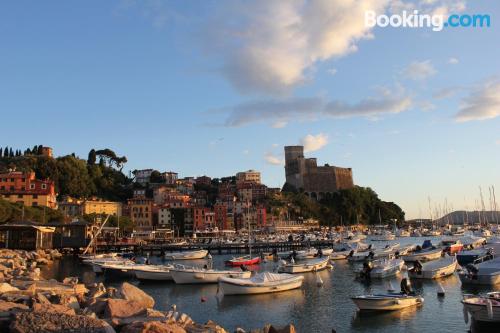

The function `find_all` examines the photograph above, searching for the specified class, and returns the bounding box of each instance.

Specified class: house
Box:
[0,221,55,250]
[48,220,93,249]
[0,171,57,209]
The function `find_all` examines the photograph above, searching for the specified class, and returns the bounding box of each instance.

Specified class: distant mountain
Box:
[435,210,500,225]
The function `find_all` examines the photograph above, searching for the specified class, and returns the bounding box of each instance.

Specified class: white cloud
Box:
[271,120,288,128]
[433,86,461,99]
[301,133,329,153]
[448,57,459,65]
[264,152,284,165]
[327,68,338,76]
[455,80,500,122]
[205,0,390,94]
[403,60,436,81]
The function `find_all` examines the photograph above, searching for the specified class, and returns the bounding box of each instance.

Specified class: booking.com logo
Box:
[365,10,491,31]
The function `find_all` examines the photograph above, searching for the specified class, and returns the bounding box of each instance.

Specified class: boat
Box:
[225,255,261,266]
[462,292,500,323]
[100,262,151,278]
[408,255,458,279]
[440,238,464,254]
[170,266,251,284]
[358,258,405,279]
[400,240,443,262]
[278,257,330,274]
[295,248,333,259]
[459,257,500,285]
[134,264,174,281]
[351,293,424,311]
[396,229,410,237]
[460,236,486,249]
[457,248,494,266]
[370,231,396,241]
[164,249,208,260]
[218,272,304,295]
[330,250,352,260]
[85,257,135,273]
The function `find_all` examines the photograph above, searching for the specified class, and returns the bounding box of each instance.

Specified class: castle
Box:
[284,146,354,200]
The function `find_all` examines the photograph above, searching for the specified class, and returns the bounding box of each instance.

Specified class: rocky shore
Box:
[0,249,295,333]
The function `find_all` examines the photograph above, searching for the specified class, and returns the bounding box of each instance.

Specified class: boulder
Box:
[33,302,76,315]
[119,282,155,309]
[10,311,115,333]
[63,277,79,285]
[104,299,147,319]
[121,321,186,333]
[185,320,227,333]
[0,282,19,293]
[0,300,29,316]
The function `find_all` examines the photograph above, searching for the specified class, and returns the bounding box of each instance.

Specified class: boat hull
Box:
[135,269,173,281]
[164,250,208,260]
[225,257,261,266]
[171,270,251,284]
[401,249,442,262]
[352,295,423,311]
[278,258,329,274]
[409,260,457,279]
[463,300,500,322]
[458,272,500,285]
[219,277,303,295]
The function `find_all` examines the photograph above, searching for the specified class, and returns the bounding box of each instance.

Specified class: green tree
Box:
[87,149,97,165]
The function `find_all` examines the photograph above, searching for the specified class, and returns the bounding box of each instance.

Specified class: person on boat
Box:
[360,261,373,280]
[413,260,423,274]
[400,278,413,295]
[240,264,248,272]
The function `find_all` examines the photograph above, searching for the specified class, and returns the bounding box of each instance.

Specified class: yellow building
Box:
[82,199,122,217]
[0,171,57,209]
[128,197,154,231]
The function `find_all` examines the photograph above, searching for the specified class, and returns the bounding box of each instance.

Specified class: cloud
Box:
[327,68,338,76]
[301,133,329,153]
[271,120,288,128]
[455,80,500,122]
[204,0,390,94]
[448,57,459,65]
[403,60,436,81]
[264,152,284,165]
[217,86,412,127]
[433,86,461,100]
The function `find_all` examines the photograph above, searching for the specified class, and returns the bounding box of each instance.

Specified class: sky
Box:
[0,0,499,219]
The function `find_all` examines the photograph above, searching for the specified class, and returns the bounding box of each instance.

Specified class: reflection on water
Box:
[40,238,499,333]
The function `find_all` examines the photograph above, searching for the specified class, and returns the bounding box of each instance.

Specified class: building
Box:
[82,199,122,217]
[284,145,354,199]
[193,207,215,231]
[128,197,154,231]
[195,176,212,186]
[40,146,53,158]
[158,207,194,237]
[0,221,55,250]
[161,171,178,185]
[0,171,57,209]
[58,196,83,217]
[237,182,267,202]
[236,170,261,184]
[214,202,230,230]
[133,169,153,185]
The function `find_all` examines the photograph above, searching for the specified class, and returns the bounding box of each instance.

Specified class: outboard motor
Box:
[400,278,412,295]
[348,250,355,257]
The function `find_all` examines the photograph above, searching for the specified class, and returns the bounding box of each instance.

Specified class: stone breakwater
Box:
[0,249,295,333]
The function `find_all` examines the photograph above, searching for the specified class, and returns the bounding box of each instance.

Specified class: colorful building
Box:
[0,171,57,209]
[128,197,155,231]
[82,199,122,217]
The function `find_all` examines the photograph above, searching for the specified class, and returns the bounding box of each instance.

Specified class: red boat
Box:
[225,255,261,266]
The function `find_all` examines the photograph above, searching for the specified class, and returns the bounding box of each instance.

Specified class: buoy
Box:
[437,282,445,297]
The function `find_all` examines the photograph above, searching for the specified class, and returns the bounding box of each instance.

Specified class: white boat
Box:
[134,264,174,281]
[170,266,251,284]
[295,248,333,259]
[401,241,443,262]
[459,257,500,285]
[396,229,410,237]
[218,272,304,295]
[459,236,486,249]
[278,257,330,274]
[370,231,396,241]
[100,262,151,278]
[358,258,405,279]
[164,249,208,260]
[408,255,458,279]
[351,293,424,311]
[86,258,135,273]
[462,292,500,323]
[348,244,399,262]
[330,250,352,260]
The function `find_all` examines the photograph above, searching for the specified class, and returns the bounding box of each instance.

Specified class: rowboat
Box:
[278,257,330,274]
[408,256,458,279]
[170,266,251,284]
[458,257,500,285]
[351,293,424,311]
[462,292,500,323]
[164,249,208,260]
[358,258,405,279]
[225,255,260,266]
[218,272,304,295]
[134,264,174,281]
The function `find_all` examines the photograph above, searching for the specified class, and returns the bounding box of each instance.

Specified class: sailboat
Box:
[225,201,261,266]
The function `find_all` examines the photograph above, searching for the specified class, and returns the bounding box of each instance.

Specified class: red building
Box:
[0,171,57,209]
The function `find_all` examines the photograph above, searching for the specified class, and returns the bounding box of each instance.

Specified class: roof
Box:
[0,221,55,232]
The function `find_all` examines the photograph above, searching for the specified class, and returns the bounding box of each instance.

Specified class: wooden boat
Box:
[351,293,424,311]
[408,256,457,279]
[459,257,500,285]
[170,266,251,284]
[225,255,260,266]
[218,272,304,295]
[164,249,208,260]
[462,292,500,323]
[278,257,329,274]
[134,265,174,281]
[358,258,405,279]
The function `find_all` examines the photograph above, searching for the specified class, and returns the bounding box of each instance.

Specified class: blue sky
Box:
[1,0,499,218]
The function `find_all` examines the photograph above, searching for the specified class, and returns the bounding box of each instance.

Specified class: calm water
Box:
[41,238,499,333]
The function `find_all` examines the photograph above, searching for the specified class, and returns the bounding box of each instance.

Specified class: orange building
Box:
[127,197,155,231]
[0,171,57,209]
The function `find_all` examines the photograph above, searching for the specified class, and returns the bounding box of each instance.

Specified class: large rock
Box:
[121,321,186,333]
[119,282,155,309]
[33,302,76,315]
[0,300,29,316]
[104,299,147,319]
[185,320,227,333]
[0,282,19,293]
[10,311,115,333]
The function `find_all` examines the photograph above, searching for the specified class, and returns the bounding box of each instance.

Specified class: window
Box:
[21,187,25,191]
[18,194,23,199]
[41,184,47,189]
[30,184,35,189]
[33,194,38,199]
[32,202,38,206]
[10,178,14,182]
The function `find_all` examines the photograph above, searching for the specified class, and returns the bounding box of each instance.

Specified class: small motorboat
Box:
[401,240,442,262]
[462,292,500,323]
[170,266,251,284]
[457,248,494,266]
[85,258,135,273]
[357,258,405,279]
[225,255,261,266]
[351,293,424,311]
[330,250,352,260]
[408,255,458,279]
[370,231,396,242]
[164,249,208,260]
[100,262,151,278]
[278,257,330,274]
[218,272,304,295]
[440,238,464,254]
[459,257,500,285]
[134,264,174,281]
[295,248,333,259]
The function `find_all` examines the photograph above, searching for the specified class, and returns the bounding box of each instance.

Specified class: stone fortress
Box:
[284,145,354,200]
